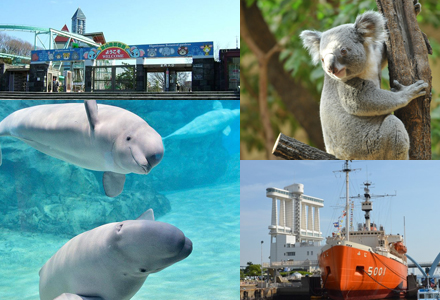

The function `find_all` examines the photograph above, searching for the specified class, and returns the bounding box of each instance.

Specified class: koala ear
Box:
[300,30,322,65]
[354,11,387,44]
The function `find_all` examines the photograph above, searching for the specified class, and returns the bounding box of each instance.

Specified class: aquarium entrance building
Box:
[29,41,224,92]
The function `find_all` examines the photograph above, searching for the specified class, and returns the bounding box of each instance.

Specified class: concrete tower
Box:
[72,8,86,35]
[266,183,324,263]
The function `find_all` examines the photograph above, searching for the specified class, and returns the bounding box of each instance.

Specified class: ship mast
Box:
[335,161,360,241]
[342,161,351,241]
[348,180,396,232]
[362,182,373,231]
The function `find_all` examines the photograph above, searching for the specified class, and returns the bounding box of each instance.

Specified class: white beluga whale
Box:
[39,209,192,300]
[163,100,239,140]
[0,100,164,197]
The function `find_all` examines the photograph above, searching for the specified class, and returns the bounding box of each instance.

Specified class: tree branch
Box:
[273,133,338,160]
[376,0,432,159]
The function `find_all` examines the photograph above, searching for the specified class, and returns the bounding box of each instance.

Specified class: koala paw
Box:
[394,80,428,101]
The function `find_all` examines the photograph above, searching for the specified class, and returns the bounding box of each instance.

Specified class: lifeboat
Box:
[393,241,407,254]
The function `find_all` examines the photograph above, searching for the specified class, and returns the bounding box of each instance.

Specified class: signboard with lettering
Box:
[31,41,214,63]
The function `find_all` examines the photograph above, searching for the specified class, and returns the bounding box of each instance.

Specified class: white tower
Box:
[266,183,324,263]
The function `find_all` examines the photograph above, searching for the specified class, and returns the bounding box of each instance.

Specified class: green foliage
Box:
[416,0,440,28]
[240,270,245,280]
[279,270,312,276]
[115,63,134,90]
[243,262,263,276]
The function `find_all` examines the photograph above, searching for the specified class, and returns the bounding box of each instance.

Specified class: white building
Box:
[266,183,324,265]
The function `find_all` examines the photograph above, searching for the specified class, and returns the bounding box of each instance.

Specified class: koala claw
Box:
[391,80,404,92]
[408,80,428,99]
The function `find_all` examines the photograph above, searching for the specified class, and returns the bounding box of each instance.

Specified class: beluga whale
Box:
[39,209,192,300]
[163,100,239,140]
[0,100,164,197]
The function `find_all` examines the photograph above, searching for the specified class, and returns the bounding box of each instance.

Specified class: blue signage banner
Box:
[31,41,214,62]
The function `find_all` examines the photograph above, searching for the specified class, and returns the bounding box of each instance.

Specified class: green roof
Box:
[72,8,86,20]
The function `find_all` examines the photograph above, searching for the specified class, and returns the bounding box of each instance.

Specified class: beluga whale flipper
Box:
[163,100,239,140]
[0,100,164,197]
[39,209,192,300]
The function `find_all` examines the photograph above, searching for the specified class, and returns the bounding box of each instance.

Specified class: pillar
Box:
[279,199,285,227]
[136,58,145,92]
[314,206,320,233]
[294,196,301,240]
[301,203,306,231]
[84,60,93,92]
[29,63,49,92]
[169,69,176,91]
[0,63,5,91]
[271,198,278,226]
[308,205,313,232]
[285,199,293,230]
[192,58,215,91]
[164,68,169,91]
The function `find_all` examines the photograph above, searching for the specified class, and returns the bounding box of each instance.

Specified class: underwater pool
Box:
[0,100,239,300]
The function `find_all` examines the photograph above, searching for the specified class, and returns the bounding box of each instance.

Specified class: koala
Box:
[300,11,428,160]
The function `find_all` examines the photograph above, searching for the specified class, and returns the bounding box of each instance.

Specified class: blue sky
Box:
[0,0,239,52]
[241,160,440,275]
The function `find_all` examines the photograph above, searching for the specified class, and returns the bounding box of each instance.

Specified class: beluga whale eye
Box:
[139,268,147,273]
[126,136,131,141]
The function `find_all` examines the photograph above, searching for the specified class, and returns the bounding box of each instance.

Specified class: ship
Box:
[319,161,408,300]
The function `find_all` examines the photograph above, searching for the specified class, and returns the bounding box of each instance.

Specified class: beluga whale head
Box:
[112,123,164,175]
[111,218,193,277]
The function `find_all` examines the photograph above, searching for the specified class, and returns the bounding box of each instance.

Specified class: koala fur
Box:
[300,11,428,160]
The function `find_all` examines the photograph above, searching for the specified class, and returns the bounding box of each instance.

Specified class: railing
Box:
[262,260,319,268]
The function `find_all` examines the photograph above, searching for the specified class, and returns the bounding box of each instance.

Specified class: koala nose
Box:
[328,65,339,75]
[323,54,337,74]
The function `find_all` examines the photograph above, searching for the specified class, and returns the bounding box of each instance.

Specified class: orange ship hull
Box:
[320,245,407,300]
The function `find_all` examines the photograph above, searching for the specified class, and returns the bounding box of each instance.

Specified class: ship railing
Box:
[263,260,319,268]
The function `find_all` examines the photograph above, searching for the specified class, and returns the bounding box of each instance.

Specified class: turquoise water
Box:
[0,100,239,299]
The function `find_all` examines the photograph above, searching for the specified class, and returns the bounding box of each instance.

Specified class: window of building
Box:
[286,252,295,256]
[307,251,309,255]
[311,251,313,255]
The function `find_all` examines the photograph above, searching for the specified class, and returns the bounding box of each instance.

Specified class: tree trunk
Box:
[272,133,338,160]
[376,0,432,160]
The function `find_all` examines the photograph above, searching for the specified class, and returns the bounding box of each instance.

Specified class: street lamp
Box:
[261,240,264,281]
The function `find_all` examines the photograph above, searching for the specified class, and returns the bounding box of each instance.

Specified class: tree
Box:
[376,0,432,159]
[147,72,164,92]
[0,32,32,57]
[244,261,262,276]
[177,72,191,91]
[115,63,134,90]
[240,0,440,159]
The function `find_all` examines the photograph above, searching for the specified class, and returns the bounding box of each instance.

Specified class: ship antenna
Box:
[334,160,360,241]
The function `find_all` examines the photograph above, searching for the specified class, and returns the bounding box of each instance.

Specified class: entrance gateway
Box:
[30,41,214,92]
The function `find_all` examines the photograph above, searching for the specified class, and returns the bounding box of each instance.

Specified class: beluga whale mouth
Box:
[129,147,151,174]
